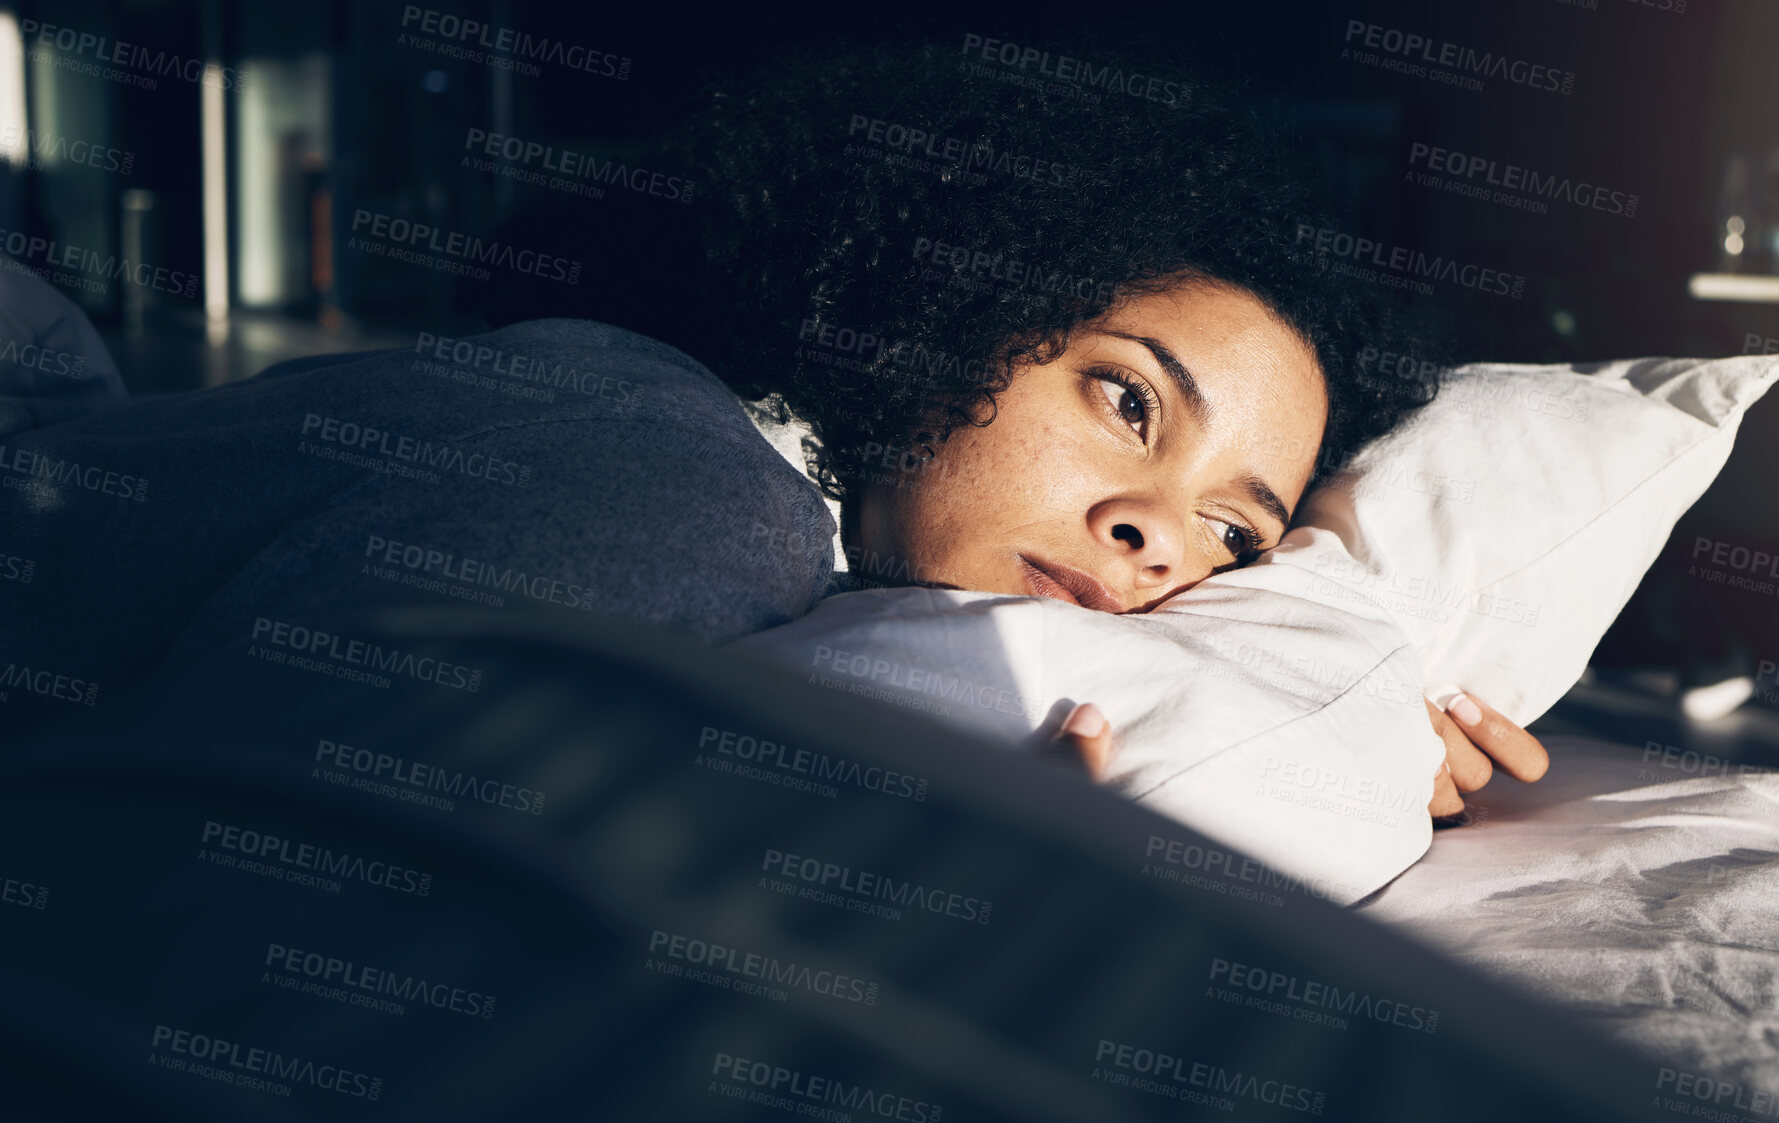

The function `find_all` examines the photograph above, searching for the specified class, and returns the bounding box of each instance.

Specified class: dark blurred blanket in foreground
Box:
[0,603,1670,1122]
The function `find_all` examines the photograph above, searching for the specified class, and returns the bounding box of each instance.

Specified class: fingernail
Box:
[1063,703,1107,739]
[1449,694,1482,725]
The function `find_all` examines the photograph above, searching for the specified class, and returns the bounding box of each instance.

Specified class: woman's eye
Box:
[1097,378,1147,430]
[1204,516,1256,561]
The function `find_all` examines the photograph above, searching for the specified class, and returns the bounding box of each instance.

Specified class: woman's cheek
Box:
[1015,464,1081,517]
[1011,420,1097,517]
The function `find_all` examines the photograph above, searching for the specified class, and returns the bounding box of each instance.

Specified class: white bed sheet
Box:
[1357,735,1779,1090]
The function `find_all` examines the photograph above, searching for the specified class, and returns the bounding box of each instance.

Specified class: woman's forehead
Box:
[1092,286,1324,413]
[1098,284,1315,365]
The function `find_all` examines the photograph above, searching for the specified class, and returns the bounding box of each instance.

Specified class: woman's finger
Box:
[1428,761,1464,818]
[1050,702,1113,781]
[1444,693,1549,782]
[1424,697,1492,792]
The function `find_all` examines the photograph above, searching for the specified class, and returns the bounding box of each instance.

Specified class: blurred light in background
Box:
[236,54,330,309]
[202,61,229,343]
[1681,676,1756,722]
[121,189,155,332]
[24,14,116,314]
[0,11,25,168]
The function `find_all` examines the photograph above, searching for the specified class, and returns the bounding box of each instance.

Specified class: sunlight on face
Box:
[850,279,1327,613]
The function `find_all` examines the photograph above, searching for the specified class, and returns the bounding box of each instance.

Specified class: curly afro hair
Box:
[666,36,1446,515]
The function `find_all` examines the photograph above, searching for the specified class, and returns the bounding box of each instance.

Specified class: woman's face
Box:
[851,281,1327,613]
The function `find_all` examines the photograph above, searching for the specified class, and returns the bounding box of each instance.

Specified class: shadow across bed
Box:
[0,604,1670,1121]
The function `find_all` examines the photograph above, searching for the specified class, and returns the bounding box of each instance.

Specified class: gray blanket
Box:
[1359,735,1779,1098]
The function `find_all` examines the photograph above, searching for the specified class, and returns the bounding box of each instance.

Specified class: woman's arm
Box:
[1051,695,1550,821]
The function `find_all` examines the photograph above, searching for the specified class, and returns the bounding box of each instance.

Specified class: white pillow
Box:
[733,563,1445,906]
[736,354,1775,903]
[1276,356,1778,725]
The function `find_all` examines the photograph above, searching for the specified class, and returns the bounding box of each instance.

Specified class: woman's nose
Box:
[1085,497,1191,589]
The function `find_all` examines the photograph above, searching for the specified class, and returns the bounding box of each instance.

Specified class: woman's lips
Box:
[1017,555,1124,613]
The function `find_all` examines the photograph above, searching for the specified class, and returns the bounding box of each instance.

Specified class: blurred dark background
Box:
[4,0,1776,718]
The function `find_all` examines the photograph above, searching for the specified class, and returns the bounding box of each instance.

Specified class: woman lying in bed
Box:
[669,41,1549,817]
[0,40,1540,823]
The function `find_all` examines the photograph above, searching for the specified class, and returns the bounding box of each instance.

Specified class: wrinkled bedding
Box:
[734,576,1446,906]
[1358,735,1779,1091]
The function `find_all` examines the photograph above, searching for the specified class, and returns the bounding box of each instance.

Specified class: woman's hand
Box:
[1424,694,1549,817]
[1047,693,1551,821]
[1047,703,1114,781]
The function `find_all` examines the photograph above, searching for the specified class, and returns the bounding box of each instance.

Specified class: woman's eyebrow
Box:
[1095,329,1290,532]
[1096,330,1212,429]
[1236,474,1292,535]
